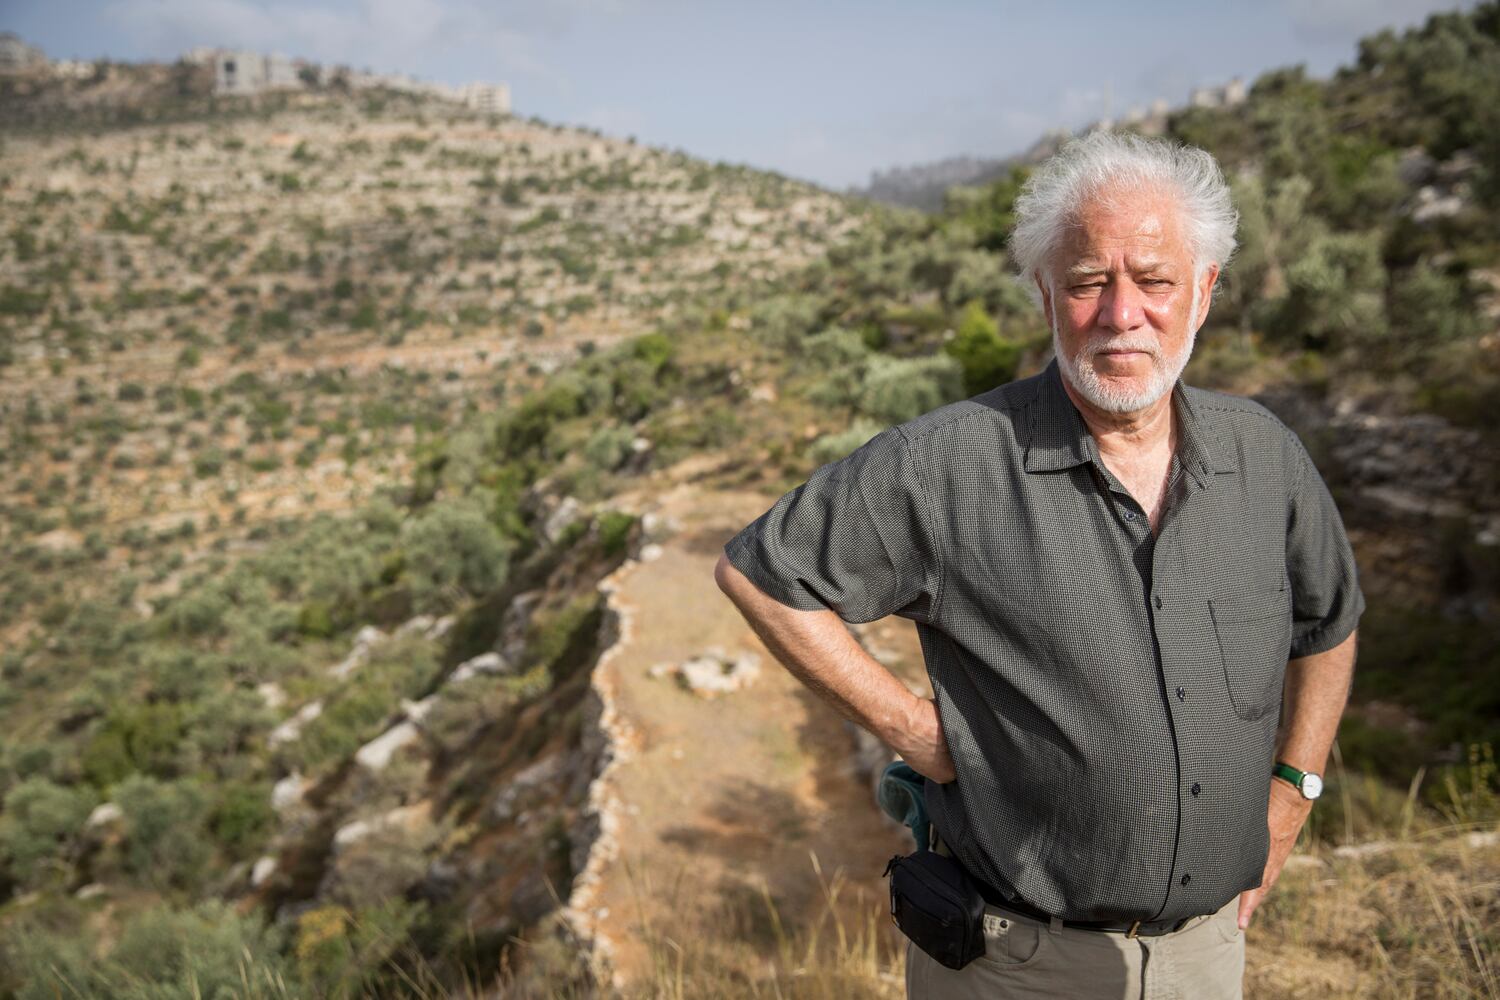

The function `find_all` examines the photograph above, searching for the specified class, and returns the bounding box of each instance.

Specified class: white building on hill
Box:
[180,47,511,113]
[186,48,303,95]
[459,82,511,114]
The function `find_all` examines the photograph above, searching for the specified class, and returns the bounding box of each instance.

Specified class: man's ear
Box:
[1194,263,1220,330]
[1034,274,1053,329]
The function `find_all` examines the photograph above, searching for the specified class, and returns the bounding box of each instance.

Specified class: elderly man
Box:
[714,130,1363,999]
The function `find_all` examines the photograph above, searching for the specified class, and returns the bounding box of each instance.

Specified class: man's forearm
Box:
[1275,628,1358,775]
[713,553,925,753]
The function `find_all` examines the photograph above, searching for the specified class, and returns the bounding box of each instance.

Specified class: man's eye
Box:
[1141,279,1170,287]
[1071,283,1104,293]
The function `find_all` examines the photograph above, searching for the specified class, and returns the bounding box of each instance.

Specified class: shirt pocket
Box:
[1208,590,1293,721]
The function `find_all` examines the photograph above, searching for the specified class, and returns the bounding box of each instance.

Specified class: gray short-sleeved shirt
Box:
[723,359,1364,924]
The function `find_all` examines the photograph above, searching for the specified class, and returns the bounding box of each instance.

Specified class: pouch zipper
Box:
[893,854,971,918]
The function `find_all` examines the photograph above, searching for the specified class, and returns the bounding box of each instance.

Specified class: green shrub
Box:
[1389,259,1483,352]
[0,778,96,890]
[293,899,424,998]
[2,900,289,999]
[810,419,885,466]
[112,774,212,891]
[597,510,637,558]
[945,301,1021,396]
[858,353,964,424]
[1259,229,1389,351]
[582,425,635,472]
[630,331,675,372]
[209,779,275,859]
[522,594,603,680]
[81,702,186,785]
[401,497,512,614]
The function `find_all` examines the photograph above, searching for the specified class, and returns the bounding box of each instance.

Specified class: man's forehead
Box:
[1052,192,1191,272]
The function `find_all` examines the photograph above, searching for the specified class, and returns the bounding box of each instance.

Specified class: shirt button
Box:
[1153,594,1163,610]
[1180,873,1192,886]
[1191,782,1202,797]
[1175,686,1186,701]
[1123,510,1137,521]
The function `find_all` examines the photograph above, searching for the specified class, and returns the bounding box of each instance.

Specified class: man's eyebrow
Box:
[1131,259,1174,273]
[1063,264,1107,279]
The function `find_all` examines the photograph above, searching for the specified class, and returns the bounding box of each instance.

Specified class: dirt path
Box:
[566,458,931,990]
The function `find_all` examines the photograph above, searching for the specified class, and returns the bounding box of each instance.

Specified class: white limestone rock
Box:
[256,682,287,710]
[543,496,584,543]
[671,648,762,698]
[268,700,323,746]
[354,720,422,772]
[86,802,122,829]
[271,772,312,814]
[449,651,513,684]
[250,855,279,888]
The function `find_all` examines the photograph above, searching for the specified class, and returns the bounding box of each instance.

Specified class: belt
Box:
[969,873,1191,938]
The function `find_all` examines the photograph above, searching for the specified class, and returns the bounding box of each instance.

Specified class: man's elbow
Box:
[713,551,740,596]
[715,552,771,615]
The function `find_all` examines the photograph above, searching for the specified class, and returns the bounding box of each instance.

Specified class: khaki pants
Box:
[906,838,1245,999]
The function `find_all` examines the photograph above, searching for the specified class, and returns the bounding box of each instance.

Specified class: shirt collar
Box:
[1023,359,1238,485]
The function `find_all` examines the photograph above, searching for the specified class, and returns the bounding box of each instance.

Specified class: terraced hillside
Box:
[0,89,858,646]
[0,87,879,996]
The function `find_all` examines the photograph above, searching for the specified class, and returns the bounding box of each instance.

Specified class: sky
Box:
[0,0,1480,190]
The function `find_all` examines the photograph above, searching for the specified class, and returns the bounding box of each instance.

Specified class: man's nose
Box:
[1099,278,1144,332]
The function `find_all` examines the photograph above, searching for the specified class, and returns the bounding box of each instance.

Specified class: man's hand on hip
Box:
[893,697,957,784]
[1237,777,1313,930]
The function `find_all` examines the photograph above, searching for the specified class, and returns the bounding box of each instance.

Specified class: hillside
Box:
[0,85,871,996]
[0,6,1498,998]
[0,88,856,645]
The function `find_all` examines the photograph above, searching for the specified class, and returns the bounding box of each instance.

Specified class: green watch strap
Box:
[1272,761,1306,788]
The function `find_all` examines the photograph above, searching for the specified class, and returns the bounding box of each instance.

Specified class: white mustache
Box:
[1086,337,1161,360]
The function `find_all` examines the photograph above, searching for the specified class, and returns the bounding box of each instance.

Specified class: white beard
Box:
[1052,285,1200,414]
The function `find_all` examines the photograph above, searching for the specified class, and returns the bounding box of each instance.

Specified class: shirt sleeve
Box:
[1285,433,1365,658]
[722,426,942,625]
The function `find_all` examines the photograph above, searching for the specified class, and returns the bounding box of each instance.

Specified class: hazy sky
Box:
[1,0,1478,189]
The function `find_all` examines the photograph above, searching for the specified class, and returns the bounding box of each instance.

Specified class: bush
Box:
[945,301,1021,396]
[597,510,637,557]
[80,701,186,786]
[112,774,212,891]
[810,419,885,466]
[209,779,275,859]
[400,497,512,614]
[1388,259,1483,354]
[1260,229,1388,352]
[858,353,964,424]
[0,778,96,890]
[293,899,425,998]
[1,900,289,999]
[582,425,634,472]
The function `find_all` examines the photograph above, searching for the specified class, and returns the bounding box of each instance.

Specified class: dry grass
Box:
[455,826,1497,1000]
[1248,827,1499,999]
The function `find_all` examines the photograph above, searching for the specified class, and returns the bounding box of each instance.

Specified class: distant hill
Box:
[851,130,1067,211]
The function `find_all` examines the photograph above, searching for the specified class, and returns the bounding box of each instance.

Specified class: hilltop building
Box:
[1084,77,1245,138]
[458,82,511,115]
[185,48,301,95]
[0,32,46,73]
[1190,76,1248,109]
[181,47,510,114]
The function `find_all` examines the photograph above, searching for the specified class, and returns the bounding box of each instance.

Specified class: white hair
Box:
[1009,130,1238,301]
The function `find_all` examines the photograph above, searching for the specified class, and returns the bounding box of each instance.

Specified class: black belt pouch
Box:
[883,849,986,970]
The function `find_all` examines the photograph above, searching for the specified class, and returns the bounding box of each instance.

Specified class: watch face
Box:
[1301,773,1324,800]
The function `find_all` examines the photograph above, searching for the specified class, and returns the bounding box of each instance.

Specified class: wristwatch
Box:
[1272,761,1324,800]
